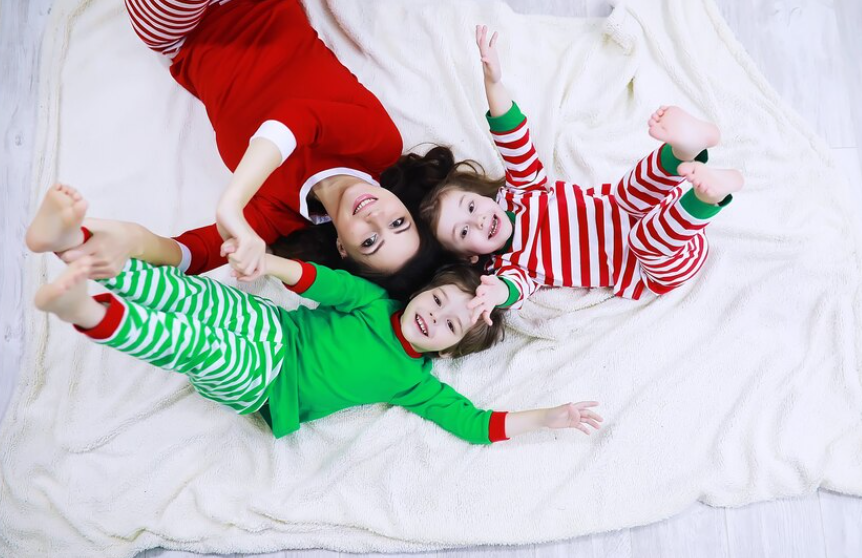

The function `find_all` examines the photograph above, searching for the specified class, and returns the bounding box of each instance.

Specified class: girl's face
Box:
[331,181,420,274]
[401,283,473,355]
[434,189,512,259]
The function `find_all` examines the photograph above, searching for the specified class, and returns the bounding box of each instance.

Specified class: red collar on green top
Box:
[391,312,423,359]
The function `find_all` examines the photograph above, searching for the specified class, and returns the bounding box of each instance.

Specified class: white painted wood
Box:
[725,495,827,558]
[2,1,861,557]
[834,0,862,179]
[713,0,856,149]
[631,503,729,558]
[820,490,862,558]
[0,0,54,423]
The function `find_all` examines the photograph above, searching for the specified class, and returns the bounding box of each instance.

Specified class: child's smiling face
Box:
[433,190,512,259]
[401,284,474,355]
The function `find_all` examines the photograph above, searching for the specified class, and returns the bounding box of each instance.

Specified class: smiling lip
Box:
[415,314,429,337]
[488,214,499,239]
[352,194,377,215]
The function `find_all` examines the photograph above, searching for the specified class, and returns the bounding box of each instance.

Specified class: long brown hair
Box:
[271,146,461,300]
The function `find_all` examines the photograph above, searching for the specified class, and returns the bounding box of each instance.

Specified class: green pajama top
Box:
[262,262,507,445]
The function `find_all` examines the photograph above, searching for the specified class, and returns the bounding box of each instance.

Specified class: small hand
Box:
[466,274,509,325]
[544,402,603,435]
[475,25,502,84]
[222,233,266,282]
[217,201,266,281]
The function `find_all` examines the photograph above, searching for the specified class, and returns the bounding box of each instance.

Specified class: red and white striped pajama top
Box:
[487,103,723,309]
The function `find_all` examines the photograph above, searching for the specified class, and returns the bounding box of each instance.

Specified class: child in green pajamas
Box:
[27,184,602,444]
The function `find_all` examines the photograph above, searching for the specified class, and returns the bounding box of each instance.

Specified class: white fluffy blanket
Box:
[2,0,861,556]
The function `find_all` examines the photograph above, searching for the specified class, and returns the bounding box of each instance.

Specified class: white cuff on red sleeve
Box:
[250,120,297,165]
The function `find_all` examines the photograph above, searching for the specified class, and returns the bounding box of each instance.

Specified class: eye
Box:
[447,320,455,333]
[391,217,405,228]
[468,201,475,214]
[460,226,468,239]
[433,295,441,306]
[362,233,378,248]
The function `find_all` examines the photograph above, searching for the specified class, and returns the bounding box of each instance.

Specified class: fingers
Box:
[489,30,498,48]
[482,309,493,327]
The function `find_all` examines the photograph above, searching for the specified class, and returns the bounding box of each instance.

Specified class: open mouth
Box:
[415,314,429,337]
[353,194,377,215]
[488,214,499,239]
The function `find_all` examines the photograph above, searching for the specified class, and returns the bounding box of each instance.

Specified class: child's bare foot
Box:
[648,106,720,162]
[26,183,88,253]
[678,162,744,205]
[34,258,104,328]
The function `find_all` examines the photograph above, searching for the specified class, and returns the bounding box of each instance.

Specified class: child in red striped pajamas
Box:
[420,27,744,324]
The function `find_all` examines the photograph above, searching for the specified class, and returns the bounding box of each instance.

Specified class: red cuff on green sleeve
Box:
[75,293,126,340]
[283,260,317,294]
[488,411,509,442]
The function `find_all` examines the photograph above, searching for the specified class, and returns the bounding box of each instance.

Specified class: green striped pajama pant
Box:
[79,258,285,414]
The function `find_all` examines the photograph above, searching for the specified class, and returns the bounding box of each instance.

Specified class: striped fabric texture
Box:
[86,258,285,414]
[124,0,226,55]
[489,114,714,306]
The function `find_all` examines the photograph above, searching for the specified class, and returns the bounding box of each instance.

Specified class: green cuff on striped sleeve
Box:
[486,102,525,133]
[497,277,520,308]
[659,143,709,176]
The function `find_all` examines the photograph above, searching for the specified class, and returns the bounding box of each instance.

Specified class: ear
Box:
[335,237,348,259]
[437,351,453,359]
[468,255,480,265]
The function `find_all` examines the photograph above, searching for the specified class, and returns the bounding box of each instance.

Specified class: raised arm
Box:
[476,25,513,118]
[476,26,549,191]
[215,137,283,282]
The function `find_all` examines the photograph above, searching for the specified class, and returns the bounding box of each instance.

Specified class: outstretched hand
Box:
[217,202,266,282]
[466,274,509,325]
[475,25,502,84]
[544,402,603,435]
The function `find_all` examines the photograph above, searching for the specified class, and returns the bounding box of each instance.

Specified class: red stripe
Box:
[644,150,679,188]
[510,203,531,270]
[573,188,591,285]
[617,250,639,297]
[540,200,554,285]
[557,186,574,286]
[75,293,126,340]
[490,119,528,138]
[594,196,609,286]
[525,196,544,280]
[610,203,626,284]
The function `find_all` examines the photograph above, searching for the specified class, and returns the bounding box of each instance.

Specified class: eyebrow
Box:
[367,222,412,257]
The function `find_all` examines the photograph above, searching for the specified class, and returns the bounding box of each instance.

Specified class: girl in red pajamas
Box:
[421,27,745,322]
[64,0,444,299]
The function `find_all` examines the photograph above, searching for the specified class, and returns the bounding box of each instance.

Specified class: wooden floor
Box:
[2,1,861,557]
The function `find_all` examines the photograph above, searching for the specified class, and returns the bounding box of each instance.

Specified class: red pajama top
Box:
[488,103,647,308]
[169,0,403,274]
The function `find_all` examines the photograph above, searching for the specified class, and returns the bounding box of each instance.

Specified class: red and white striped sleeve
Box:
[496,265,543,309]
[487,102,549,192]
